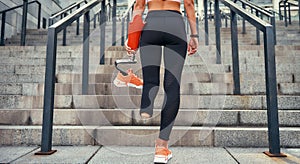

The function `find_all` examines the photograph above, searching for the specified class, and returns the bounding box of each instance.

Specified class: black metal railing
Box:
[49,0,88,46]
[215,0,285,157]
[279,0,299,27]
[204,0,209,45]
[35,0,102,155]
[234,0,277,45]
[0,0,41,46]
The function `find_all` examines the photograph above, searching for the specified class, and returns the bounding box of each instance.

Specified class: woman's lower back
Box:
[147,1,181,13]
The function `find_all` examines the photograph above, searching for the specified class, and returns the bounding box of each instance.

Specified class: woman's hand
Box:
[125,39,137,56]
[188,37,198,56]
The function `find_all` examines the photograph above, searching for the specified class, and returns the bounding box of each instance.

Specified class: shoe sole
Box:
[113,78,143,89]
[128,83,143,89]
[153,154,172,163]
[113,79,127,87]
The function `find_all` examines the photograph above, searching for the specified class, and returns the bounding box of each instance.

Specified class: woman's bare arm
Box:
[184,0,198,55]
[133,0,146,18]
[184,0,197,35]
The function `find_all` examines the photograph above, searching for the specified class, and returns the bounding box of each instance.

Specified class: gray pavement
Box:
[1,146,300,164]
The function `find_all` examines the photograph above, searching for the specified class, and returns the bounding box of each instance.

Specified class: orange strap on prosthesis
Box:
[127,15,145,51]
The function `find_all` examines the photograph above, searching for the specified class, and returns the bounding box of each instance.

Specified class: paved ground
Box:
[0,146,299,164]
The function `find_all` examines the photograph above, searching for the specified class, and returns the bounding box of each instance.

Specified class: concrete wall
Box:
[0,0,63,39]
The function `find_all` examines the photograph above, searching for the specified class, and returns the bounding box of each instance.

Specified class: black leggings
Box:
[139,10,187,141]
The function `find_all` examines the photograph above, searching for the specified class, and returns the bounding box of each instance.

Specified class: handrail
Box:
[235,0,277,45]
[0,0,41,46]
[50,2,76,17]
[215,0,284,157]
[36,0,102,155]
[49,0,87,23]
[49,0,88,46]
[238,0,273,17]
[0,0,39,14]
[279,0,299,27]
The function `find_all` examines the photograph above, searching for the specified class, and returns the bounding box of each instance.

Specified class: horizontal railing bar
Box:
[50,0,87,19]
[238,0,274,17]
[49,0,101,34]
[0,0,40,14]
[221,0,271,32]
[50,2,76,16]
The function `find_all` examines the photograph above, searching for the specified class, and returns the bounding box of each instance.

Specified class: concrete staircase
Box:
[0,19,299,147]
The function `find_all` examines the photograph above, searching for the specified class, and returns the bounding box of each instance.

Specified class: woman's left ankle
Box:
[140,112,151,119]
[155,138,168,148]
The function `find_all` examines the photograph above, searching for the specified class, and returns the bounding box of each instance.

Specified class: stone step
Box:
[0,45,298,53]
[0,125,299,147]
[1,46,298,61]
[56,72,299,84]
[0,65,297,84]
[7,27,300,46]
[0,82,234,96]
[0,60,298,76]
[0,95,299,109]
[8,35,300,47]
[0,109,299,127]
[0,54,296,67]
[1,81,299,96]
[16,30,300,41]
[0,63,231,75]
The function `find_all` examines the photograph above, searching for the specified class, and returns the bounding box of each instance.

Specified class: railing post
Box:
[36,27,58,155]
[256,10,261,45]
[62,13,67,46]
[126,13,130,40]
[242,3,246,34]
[298,0,300,28]
[82,11,90,95]
[94,15,97,29]
[225,15,228,28]
[0,12,6,46]
[21,0,28,46]
[76,4,80,35]
[271,16,277,45]
[38,3,41,29]
[230,10,241,95]
[263,26,285,157]
[214,0,221,64]
[121,17,125,46]
[283,1,288,27]
[288,3,291,25]
[279,2,283,20]
[209,1,212,21]
[204,0,209,45]
[112,0,117,46]
[100,0,106,65]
